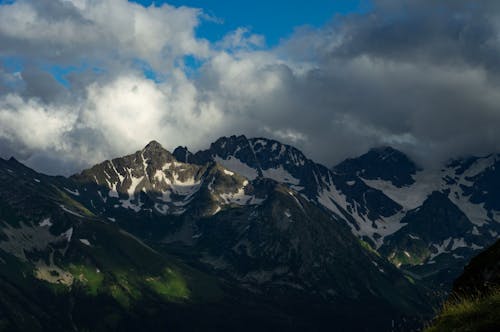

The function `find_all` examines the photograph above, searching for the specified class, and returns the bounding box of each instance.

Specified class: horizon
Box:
[1,133,494,177]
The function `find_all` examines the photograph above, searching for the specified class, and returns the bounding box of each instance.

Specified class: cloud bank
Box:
[1,0,500,175]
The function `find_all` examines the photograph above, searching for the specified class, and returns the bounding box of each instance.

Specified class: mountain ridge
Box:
[1,135,499,331]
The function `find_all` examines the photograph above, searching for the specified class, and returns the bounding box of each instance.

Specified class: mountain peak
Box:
[143,140,164,151]
[335,145,419,187]
[211,134,249,148]
[8,156,17,162]
[172,146,192,163]
[368,146,407,159]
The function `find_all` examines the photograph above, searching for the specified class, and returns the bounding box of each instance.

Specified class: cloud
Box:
[0,94,76,154]
[1,0,500,175]
[0,0,209,70]
[218,27,265,50]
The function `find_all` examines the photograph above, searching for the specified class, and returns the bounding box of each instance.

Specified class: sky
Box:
[1,0,500,175]
[130,0,370,46]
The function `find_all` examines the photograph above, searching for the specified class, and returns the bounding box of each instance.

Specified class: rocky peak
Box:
[334,146,419,187]
[141,141,175,170]
[172,146,192,163]
[143,140,163,151]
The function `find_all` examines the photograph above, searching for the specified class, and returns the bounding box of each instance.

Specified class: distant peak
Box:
[141,140,175,162]
[215,134,248,144]
[173,146,192,163]
[367,146,414,162]
[173,146,189,153]
[369,146,401,155]
[143,140,164,151]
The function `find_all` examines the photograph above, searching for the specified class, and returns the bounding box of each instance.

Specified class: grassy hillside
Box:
[425,288,500,332]
[425,240,500,332]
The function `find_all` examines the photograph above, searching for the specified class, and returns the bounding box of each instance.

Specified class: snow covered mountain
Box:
[0,139,434,331]
[334,147,500,288]
[68,136,500,286]
[71,135,499,290]
[176,136,499,288]
[68,139,428,307]
[1,135,498,331]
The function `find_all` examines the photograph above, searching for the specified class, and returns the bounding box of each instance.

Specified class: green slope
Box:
[425,240,500,332]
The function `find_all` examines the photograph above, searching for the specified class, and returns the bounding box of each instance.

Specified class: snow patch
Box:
[362,171,439,210]
[39,218,53,227]
[214,156,258,180]
[79,239,91,246]
[61,227,73,242]
[219,182,264,206]
[154,203,169,215]
[59,205,84,218]
[262,165,300,185]
[64,187,80,196]
[317,184,407,247]
[119,175,144,212]
[212,206,221,215]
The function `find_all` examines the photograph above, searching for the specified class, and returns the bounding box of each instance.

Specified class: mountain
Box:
[66,137,431,330]
[0,142,430,331]
[424,239,500,332]
[335,146,420,187]
[0,156,235,331]
[70,135,500,292]
[332,148,500,289]
[1,135,499,331]
[174,136,499,291]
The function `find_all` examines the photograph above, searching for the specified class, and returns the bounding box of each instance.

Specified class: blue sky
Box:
[131,0,370,46]
[1,0,371,85]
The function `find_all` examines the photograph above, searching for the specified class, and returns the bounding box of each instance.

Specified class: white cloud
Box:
[0,94,76,151]
[0,0,209,70]
[1,0,500,174]
[218,27,265,50]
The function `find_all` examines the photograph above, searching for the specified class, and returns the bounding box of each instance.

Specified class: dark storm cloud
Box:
[251,0,500,166]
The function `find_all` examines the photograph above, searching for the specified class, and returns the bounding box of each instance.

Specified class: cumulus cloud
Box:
[1,0,500,175]
[0,0,209,70]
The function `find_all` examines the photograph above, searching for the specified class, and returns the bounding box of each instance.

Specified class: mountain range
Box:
[0,135,499,331]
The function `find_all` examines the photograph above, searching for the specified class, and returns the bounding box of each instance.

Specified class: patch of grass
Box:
[425,288,500,332]
[109,284,132,308]
[146,268,190,301]
[388,247,430,267]
[405,274,416,284]
[54,187,95,217]
[68,264,104,296]
[359,239,380,257]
